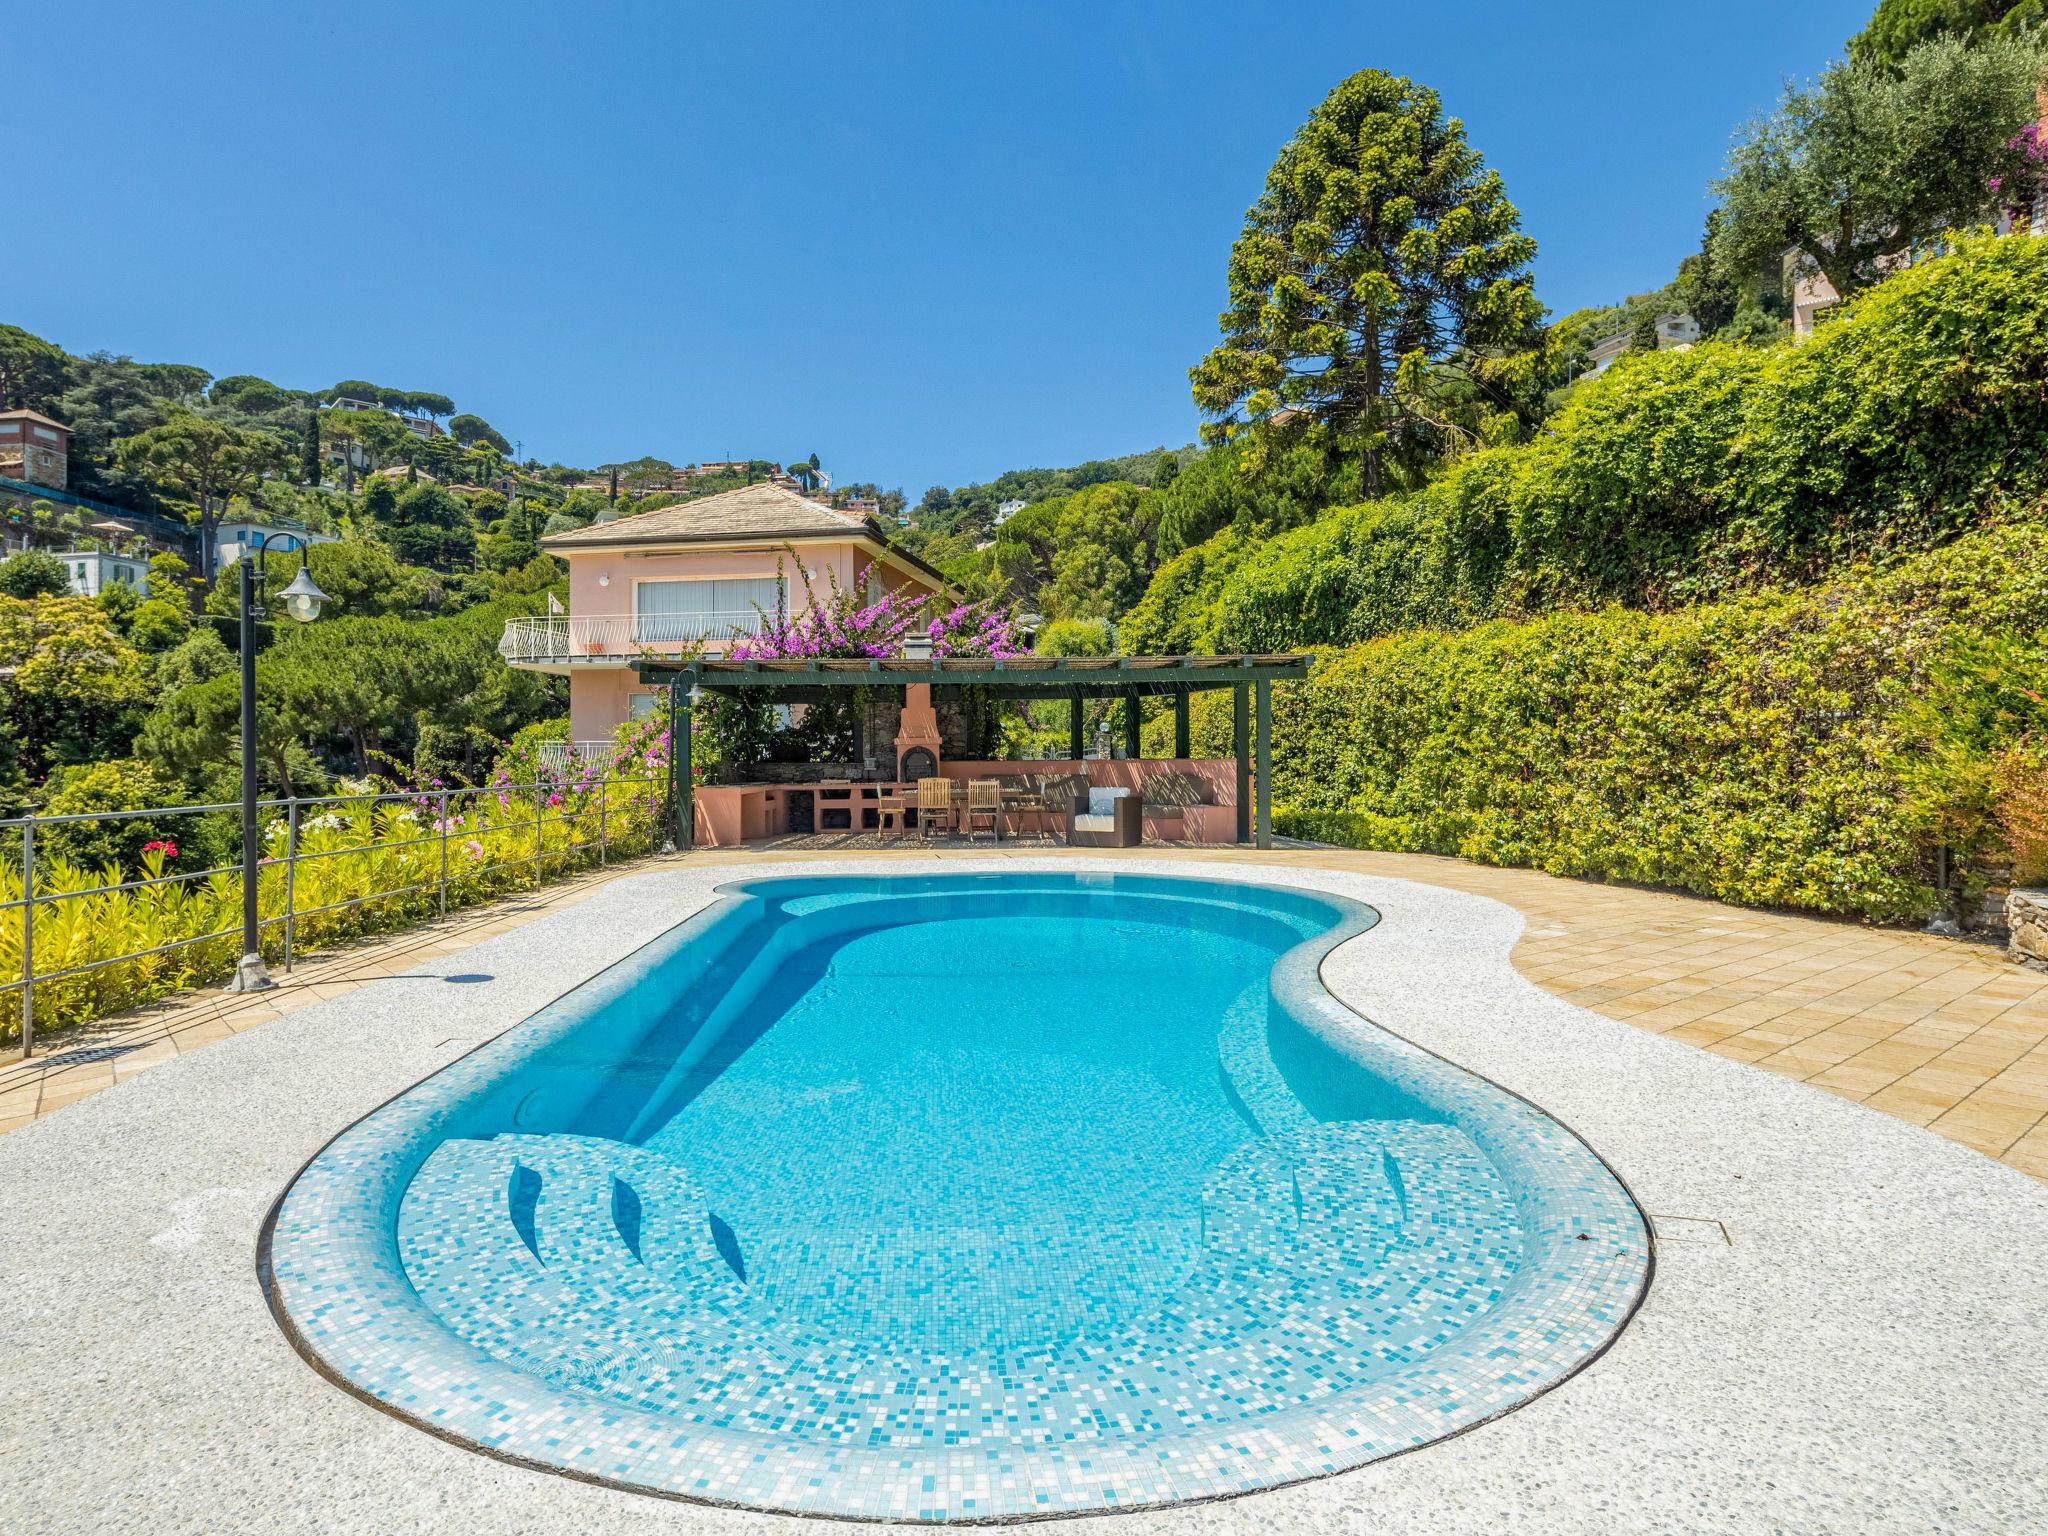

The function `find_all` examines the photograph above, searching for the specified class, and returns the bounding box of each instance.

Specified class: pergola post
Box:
[671,682,693,851]
[1232,683,1250,844]
[1068,689,1084,761]
[1123,686,1141,760]
[1254,677,1272,850]
[1173,689,1190,759]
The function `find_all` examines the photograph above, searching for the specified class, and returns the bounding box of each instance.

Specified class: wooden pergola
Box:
[633,653,1312,850]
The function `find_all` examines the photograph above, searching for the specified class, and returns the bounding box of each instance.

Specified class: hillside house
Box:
[1793,94,2047,338]
[498,482,949,753]
[1580,313,1700,378]
[326,395,444,440]
[55,549,147,597]
[0,410,71,489]
[214,519,339,572]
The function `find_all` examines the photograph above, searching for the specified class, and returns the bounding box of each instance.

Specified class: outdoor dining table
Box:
[817,779,1060,838]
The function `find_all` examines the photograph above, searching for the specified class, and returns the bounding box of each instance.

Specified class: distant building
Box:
[0,409,71,489]
[214,519,339,572]
[992,498,1027,527]
[326,395,443,439]
[1786,248,1922,339]
[1580,313,1701,378]
[1789,262,1842,341]
[55,549,147,598]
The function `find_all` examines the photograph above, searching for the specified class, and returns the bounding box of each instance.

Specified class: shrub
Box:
[1242,516,2048,923]
[0,549,73,599]
[127,598,192,652]
[1127,232,2048,655]
[37,758,188,873]
[1998,748,2048,887]
[1035,617,1114,656]
[1,754,669,1043]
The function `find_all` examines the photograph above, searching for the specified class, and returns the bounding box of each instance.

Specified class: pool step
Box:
[1214,980,1317,1140]
[1288,1121,1409,1270]
[397,1118,1525,1412]
[1359,1122,1522,1348]
[740,1214,1201,1356]
[1199,1121,1517,1282]
[1201,1138,1304,1263]
[399,1132,779,1399]
[1189,1119,1523,1374]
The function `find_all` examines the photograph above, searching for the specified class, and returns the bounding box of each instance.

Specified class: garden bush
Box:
[1125,232,2048,656]
[35,758,188,873]
[0,728,673,1043]
[1154,515,2048,922]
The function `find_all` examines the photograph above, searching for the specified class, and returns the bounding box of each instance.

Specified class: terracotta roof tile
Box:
[539,482,869,548]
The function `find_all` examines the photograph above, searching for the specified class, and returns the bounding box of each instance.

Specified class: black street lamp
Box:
[229,535,331,992]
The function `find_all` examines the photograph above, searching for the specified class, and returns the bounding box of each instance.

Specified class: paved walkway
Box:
[5,842,2044,1178]
[7,852,2043,1536]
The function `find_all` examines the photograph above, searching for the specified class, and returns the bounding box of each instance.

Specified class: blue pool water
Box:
[267,873,1649,1520]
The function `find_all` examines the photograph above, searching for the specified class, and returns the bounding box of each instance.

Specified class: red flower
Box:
[142,840,178,859]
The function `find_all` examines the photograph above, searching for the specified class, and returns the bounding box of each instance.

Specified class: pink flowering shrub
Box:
[727,560,1021,662]
[1991,121,2047,226]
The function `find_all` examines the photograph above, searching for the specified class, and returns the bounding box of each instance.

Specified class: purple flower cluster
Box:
[728,586,1021,662]
[1991,121,2047,224]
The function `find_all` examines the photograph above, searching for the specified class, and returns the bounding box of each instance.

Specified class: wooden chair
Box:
[874,788,909,839]
[964,778,1002,843]
[916,776,955,839]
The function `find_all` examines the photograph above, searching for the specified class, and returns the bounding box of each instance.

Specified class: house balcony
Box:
[497,613,765,672]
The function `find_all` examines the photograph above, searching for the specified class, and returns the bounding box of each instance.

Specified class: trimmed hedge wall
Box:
[1154,516,2048,921]
[1124,232,2048,657]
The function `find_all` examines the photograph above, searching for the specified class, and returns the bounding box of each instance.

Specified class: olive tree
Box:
[1713,34,2045,301]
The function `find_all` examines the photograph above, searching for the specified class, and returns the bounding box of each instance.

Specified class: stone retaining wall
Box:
[2009,889,2048,969]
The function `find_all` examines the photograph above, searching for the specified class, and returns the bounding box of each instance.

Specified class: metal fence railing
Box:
[1,774,669,1058]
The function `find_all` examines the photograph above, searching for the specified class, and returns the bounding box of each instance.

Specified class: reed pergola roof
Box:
[634,652,1312,699]
[633,652,1307,852]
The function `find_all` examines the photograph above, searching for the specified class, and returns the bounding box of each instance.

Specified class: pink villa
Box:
[501,483,946,747]
[498,481,1302,848]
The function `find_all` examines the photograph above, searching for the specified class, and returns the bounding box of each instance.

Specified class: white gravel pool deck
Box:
[3,856,2044,1535]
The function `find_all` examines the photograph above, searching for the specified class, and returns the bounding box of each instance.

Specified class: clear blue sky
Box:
[7,1,1869,495]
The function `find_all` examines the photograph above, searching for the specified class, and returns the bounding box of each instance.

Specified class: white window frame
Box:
[631,574,785,644]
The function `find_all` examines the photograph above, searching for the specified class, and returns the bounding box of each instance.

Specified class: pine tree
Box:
[1191,69,1541,497]
[301,405,320,486]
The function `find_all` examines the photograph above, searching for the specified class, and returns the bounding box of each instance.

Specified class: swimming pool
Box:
[264,871,1649,1521]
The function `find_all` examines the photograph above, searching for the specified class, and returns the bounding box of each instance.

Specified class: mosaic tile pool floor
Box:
[267,873,1649,1520]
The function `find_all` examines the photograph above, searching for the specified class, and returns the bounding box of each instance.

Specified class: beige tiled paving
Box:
[5,840,2045,1181]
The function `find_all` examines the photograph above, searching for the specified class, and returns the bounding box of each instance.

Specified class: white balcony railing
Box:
[498,612,767,665]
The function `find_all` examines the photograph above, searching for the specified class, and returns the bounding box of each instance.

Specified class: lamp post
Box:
[229,535,331,992]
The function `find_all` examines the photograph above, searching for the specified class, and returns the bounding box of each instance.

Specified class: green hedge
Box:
[1154,517,2048,921]
[1125,232,2048,656]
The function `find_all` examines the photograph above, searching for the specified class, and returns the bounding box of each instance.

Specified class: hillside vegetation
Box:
[1124,234,2048,656]
[1152,514,2047,921]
